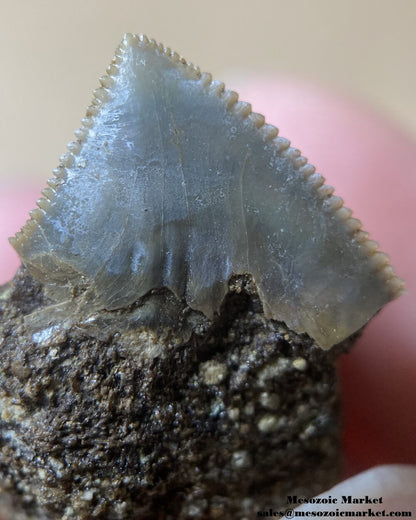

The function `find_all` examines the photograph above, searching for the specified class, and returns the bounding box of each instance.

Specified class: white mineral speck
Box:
[228,408,240,421]
[293,357,308,371]
[259,392,280,410]
[257,414,282,433]
[82,489,96,501]
[199,360,227,385]
[232,450,251,469]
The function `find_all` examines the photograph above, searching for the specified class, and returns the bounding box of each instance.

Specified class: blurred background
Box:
[0,0,415,184]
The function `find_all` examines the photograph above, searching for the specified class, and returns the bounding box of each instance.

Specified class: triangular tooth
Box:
[11,33,403,351]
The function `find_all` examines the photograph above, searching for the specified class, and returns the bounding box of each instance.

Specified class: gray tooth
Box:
[10,33,404,349]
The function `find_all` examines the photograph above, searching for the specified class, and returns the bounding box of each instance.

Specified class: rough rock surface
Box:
[0,268,353,519]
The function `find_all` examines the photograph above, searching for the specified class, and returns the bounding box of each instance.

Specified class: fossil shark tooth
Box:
[10,33,403,350]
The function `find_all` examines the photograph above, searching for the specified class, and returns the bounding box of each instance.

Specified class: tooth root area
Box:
[67,140,81,154]
[299,164,316,177]
[308,173,325,189]
[345,217,362,232]
[335,206,353,221]
[233,101,252,118]
[208,80,225,95]
[222,90,238,108]
[259,124,279,141]
[324,195,344,211]
[60,153,75,167]
[199,72,212,87]
[249,112,265,128]
[99,75,114,88]
[317,184,335,198]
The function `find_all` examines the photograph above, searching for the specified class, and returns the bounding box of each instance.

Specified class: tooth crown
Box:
[10,33,404,350]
